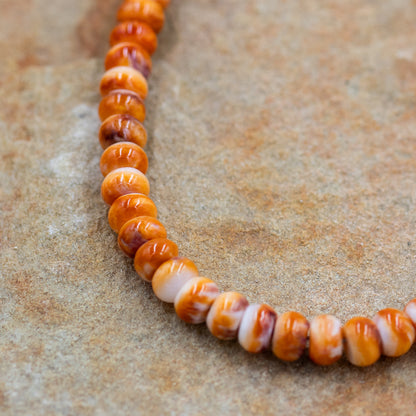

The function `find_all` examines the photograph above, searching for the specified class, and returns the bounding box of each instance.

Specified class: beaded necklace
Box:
[96,0,416,367]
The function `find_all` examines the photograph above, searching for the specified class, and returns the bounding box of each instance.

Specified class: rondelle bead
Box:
[174,277,220,324]
[100,66,148,100]
[100,142,148,177]
[309,315,343,366]
[404,298,416,330]
[238,304,277,353]
[108,193,157,233]
[117,0,165,33]
[101,167,150,205]
[373,308,416,357]
[134,238,178,282]
[118,216,167,257]
[105,42,152,78]
[124,0,170,9]
[272,311,310,362]
[152,257,199,303]
[99,114,147,150]
[109,21,158,55]
[98,89,146,122]
[343,317,382,367]
[206,292,249,341]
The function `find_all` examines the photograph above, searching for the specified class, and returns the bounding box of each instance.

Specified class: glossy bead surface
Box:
[134,238,178,282]
[98,89,146,122]
[117,0,165,33]
[110,21,157,55]
[404,298,416,330]
[125,0,170,9]
[118,216,166,257]
[238,304,277,353]
[272,311,310,362]
[206,292,249,341]
[373,308,416,357]
[108,193,157,233]
[309,315,343,366]
[101,167,150,205]
[100,142,148,177]
[152,257,199,303]
[105,42,152,78]
[343,317,381,367]
[174,277,220,324]
[99,114,147,150]
[100,66,148,100]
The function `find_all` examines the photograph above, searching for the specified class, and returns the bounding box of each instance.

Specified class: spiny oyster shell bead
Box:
[98,89,146,122]
[109,21,158,55]
[309,315,343,366]
[343,317,381,367]
[118,216,167,257]
[272,311,310,362]
[101,167,150,205]
[238,304,277,353]
[404,298,416,330]
[108,193,157,233]
[174,277,220,324]
[373,308,415,357]
[152,257,199,303]
[99,114,147,150]
[105,42,152,78]
[100,142,148,177]
[117,0,165,33]
[206,292,249,341]
[134,238,178,282]
[100,66,148,100]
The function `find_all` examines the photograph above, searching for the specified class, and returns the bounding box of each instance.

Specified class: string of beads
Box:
[97,0,416,367]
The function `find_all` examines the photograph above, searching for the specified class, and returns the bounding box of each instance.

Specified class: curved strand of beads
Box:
[96,0,416,367]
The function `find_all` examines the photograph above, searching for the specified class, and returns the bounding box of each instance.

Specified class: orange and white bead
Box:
[309,314,343,366]
[373,308,415,357]
[118,216,167,257]
[134,238,179,282]
[174,277,220,324]
[343,317,382,367]
[206,292,249,341]
[101,167,150,205]
[272,311,309,362]
[108,193,157,233]
[238,304,277,353]
[98,89,146,122]
[117,0,165,33]
[404,298,416,330]
[152,257,199,303]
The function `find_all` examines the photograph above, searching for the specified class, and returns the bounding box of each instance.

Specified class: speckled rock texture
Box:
[1,0,416,414]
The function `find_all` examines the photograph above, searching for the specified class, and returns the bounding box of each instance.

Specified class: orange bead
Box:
[152,257,199,303]
[134,238,178,281]
[174,277,220,324]
[309,315,343,366]
[272,311,310,362]
[404,298,416,330]
[343,317,381,367]
[117,0,165,33]
[373,308,415,357]
[101,167,150,205]
[118,216,166,257]
[99,114,147,150]
[98,89,146,122]
[125,0,170,9]
[100,142,148,177]
[238,304,277,353]
[100,66,148,100]
[108,193,157,233]
[105,42,152,78]
[206,292,249,341]
[109,21,158,55]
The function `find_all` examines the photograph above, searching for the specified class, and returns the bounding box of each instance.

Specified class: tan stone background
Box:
[1,0,416,414]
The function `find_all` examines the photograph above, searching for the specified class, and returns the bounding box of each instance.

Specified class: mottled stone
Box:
[1,0,416,415]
